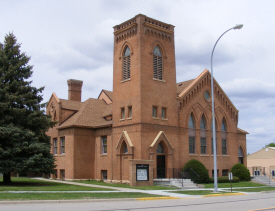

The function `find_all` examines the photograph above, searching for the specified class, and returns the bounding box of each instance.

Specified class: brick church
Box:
[46,14,248,185]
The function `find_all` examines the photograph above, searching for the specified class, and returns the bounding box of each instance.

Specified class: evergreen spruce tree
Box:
[0,33,56,184]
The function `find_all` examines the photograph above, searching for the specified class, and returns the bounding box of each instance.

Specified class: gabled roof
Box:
[46,92,60,108]
[177,79,194,95]
[58,98,112,129]
[103,90,113,101]
[177,69,238,111]
[237,128,249,134]
[59,99,85,110]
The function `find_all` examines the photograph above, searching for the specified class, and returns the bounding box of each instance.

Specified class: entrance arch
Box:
[149,131,174,179]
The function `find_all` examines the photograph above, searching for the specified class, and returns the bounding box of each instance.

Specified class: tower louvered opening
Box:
[153,46,163,80]
[123,46,131,80]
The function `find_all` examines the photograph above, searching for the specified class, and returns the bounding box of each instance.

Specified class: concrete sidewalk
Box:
[33,177,197,198]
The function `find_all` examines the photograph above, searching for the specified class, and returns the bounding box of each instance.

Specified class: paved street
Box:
[1,192,275,211]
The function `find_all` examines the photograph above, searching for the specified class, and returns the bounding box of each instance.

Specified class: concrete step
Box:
[154,178,199,189]
[252,176,275,187]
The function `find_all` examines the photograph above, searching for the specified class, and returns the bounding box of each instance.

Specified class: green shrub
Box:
[217,176,239,183]
[231,163,251,181]
[182,159,209,183]
[207,176,239,183]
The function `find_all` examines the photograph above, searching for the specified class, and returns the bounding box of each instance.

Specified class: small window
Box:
[128,106,132,118]
[102,170,107,181]
[161,108,166,119]
[204,91,211,101]
[53,138,57,155]
[60,137,65,154]
[60,170,65,180]
[102,136,107,154]
[157,142,165,154]
[200,138,206,154]
[121,108,125,119]
[122,142,128,153]
[222,169,229,176]
[189,137,195,154]
[152,106,158,118]
[222,139,227,155]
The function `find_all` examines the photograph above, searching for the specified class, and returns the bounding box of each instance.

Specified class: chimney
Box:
[67,79,83,101]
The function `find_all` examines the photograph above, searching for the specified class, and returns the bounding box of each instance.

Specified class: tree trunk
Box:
[3,172,11,184]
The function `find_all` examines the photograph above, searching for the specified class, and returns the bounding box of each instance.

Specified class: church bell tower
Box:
[112,14,178,128]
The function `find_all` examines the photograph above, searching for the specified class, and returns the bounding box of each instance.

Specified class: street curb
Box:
[0,198,137,204]
[203,193,246,197]
[136,197,181,201]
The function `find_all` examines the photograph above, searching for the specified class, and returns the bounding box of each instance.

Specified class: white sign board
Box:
[137,169,148,181]
[228,172,233,180]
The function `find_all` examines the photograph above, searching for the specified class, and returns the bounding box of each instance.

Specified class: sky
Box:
[1,0,275,154]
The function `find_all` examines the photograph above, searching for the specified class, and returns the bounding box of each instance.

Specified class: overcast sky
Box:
[1,0,275,154]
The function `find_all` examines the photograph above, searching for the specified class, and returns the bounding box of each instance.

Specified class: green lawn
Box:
[202,181,266,188]
[0,177,111,191]
[75,180,177,190]
[0,192,161,201]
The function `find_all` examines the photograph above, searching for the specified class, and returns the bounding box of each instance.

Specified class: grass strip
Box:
[0,192,160,201]
[0,177,111,191]
[202,181,266,189]
[75,180,177,190]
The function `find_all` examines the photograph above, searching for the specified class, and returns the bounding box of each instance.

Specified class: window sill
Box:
[100,154,108,157]
[200,154,210,156]
[59,154,65,157]
[127,117,132,120]
[161,118,168,121]
[152,117,159,120]
[221,154,229,157]
[189,154,198,156]
[121,78,131,83]
[119,119,125,121]
[153,78,165,83]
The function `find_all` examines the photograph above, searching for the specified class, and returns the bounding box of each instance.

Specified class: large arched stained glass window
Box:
[153,46,163,80]
[200,115,207,154]
[123,46,131,80]
[188,113,196,154]
[238,147,244,164]
[221,118,227,155]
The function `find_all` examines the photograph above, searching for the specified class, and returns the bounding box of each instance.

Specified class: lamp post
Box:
[211,24,243,193]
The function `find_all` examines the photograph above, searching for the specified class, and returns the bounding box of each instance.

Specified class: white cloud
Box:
[1,0,275,154]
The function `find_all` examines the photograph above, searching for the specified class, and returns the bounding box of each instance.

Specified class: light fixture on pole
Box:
[211,24,243,193]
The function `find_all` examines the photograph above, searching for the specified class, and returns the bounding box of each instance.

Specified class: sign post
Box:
[228,172,233,192]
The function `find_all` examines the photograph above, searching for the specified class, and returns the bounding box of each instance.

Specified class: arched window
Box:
[221,118,227,155]
[189,113,196,154]
[157,142,164,154]
[238,147,244,164]
[200,115,207,154]
[123,46,131,80]
[122,141,128,153]
[153,46,163,80]
[189,114,195,128]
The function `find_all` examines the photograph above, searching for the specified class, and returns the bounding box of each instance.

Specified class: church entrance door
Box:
[157,155,165,178]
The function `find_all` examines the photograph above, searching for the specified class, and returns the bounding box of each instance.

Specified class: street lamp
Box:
[211,24,243,193]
